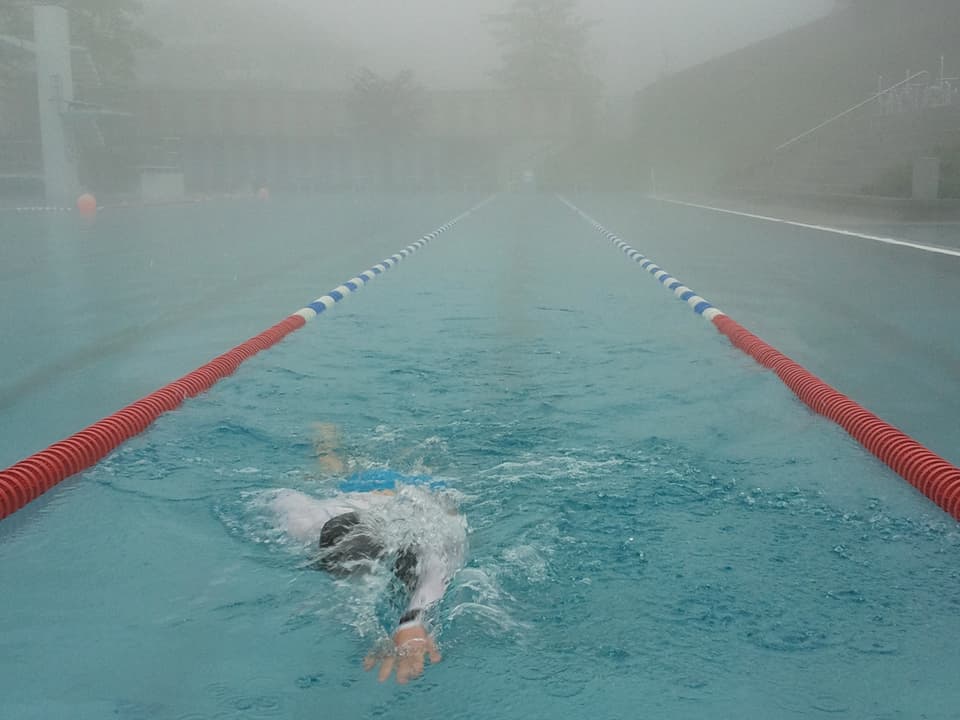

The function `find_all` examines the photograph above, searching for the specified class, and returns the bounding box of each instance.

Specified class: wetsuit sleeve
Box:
[397,537,465,626]
[270,489,358,544]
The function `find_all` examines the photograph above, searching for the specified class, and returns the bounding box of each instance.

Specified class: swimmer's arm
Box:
[269,490,353,544]
[400,552,453,626]
[365,546,461,684]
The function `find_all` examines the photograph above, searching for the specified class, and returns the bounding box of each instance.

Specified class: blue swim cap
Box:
[338,468,445,494]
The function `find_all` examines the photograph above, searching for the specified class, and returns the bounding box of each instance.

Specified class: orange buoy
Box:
[76,193,97,218]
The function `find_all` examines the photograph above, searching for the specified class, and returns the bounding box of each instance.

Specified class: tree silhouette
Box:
[348,67,427,189]
[487,0,597,95]
[349,67,426,140]
[0,5,33,89]
[0,0,154,88]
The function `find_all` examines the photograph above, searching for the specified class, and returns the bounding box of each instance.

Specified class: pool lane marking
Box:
[0,195,496,522]
[293,196,494,322]
[3,206,74,213]
[557,196,726,322]
[558,195,960,521]
[654,197,960,259]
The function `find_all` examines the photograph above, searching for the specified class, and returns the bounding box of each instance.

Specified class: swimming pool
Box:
[1,194,958,719]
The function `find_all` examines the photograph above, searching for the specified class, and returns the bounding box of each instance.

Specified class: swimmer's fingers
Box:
[396,652,424,685]
[396,634,442,683]
[365,627,439,684]
[426,634,442,665]
[363,644,394,680]
[365,647,415,684]
[376,655,396,683]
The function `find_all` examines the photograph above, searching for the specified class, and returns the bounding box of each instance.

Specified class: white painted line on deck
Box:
[656,197,960,259]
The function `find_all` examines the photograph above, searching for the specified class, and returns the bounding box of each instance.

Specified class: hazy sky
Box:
[142,0,837,92]
[278,0,837,92]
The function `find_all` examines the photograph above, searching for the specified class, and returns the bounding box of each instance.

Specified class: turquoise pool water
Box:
[1,195,958,719]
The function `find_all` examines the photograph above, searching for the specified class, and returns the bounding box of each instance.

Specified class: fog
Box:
[141,0,836,91]
[307,0,834,90]
[4,3,960,712]
[4,0,960,200]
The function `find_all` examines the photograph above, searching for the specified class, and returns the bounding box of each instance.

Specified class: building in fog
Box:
[2,78,591,199]
[119,87,587,193]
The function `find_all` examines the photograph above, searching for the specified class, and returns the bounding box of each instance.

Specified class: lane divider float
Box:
[3,206,75,213]
[558,195,960,520]
[0,196,494,521]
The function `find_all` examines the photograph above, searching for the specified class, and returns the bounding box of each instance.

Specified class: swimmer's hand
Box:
[364,623,441,684]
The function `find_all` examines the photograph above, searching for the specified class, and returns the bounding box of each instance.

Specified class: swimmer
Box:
[270,424,465,684]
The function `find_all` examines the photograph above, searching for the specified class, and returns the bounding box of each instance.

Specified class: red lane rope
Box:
[1,197,493,521]
[559,195,960,521]
[714,315,960,520]
[0,315,305,520]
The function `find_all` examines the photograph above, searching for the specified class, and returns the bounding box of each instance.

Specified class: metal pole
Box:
[34,4,80,206]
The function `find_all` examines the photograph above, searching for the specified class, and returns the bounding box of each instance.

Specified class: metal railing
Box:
[775,71,928,153]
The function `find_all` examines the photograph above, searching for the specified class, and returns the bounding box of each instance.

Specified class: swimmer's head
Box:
[313,511,384,575]
[312,511,420,587]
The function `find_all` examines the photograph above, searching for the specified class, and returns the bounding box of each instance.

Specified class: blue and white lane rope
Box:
[293,196,495,323]
[557,194,960,520]
[0,195,495,521]
[0,206,74,213]
[557,195,726,322]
